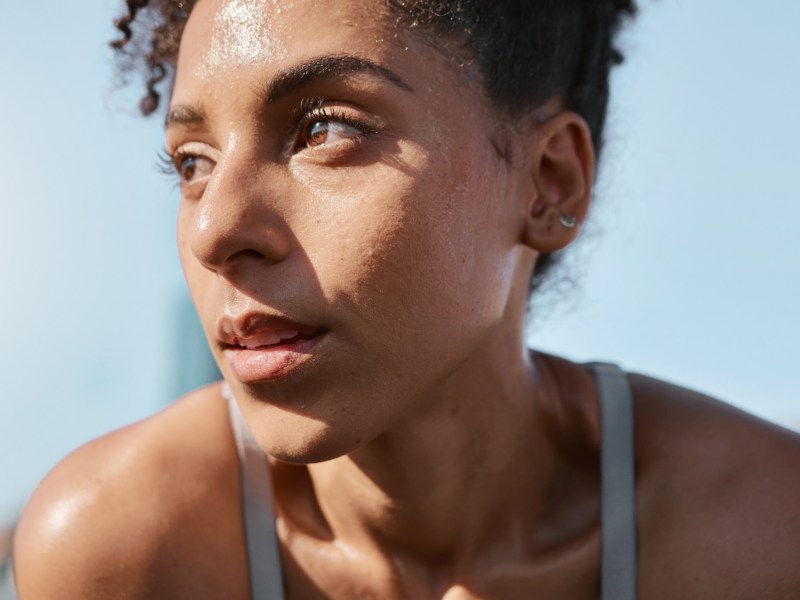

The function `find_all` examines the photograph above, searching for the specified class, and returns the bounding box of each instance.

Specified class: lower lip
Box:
[225,334,325,384]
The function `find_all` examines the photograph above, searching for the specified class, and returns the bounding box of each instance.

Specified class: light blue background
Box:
[1,0,798,524]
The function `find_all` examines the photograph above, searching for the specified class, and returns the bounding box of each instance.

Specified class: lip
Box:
[217,312,328,384]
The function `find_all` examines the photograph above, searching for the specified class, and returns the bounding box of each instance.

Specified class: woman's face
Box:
[170,0,533,461]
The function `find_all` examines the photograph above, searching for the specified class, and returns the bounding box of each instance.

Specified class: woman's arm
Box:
[14,429,161,599]
[14,387,250,600]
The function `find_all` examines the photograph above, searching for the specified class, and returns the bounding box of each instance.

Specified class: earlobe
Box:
[522,111,595,253]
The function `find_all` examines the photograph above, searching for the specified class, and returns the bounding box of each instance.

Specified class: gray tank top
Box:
[223,362,637,599]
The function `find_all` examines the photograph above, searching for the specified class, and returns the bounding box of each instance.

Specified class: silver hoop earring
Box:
[559,215,578,229]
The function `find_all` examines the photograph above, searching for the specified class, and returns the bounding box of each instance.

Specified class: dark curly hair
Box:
[112,0,636,295]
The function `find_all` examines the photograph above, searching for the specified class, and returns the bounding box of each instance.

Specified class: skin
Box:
[13,0,800,598]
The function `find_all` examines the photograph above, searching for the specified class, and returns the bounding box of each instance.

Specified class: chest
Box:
[278,533,604,600]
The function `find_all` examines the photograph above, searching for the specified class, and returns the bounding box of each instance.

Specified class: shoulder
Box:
[630,372,800,481]
[629,373,800,598]
[13,383,249,600]
[630,372,800,503]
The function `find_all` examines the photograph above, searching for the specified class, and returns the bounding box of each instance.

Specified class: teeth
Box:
[243,331,281,348]
[239,329,304,349]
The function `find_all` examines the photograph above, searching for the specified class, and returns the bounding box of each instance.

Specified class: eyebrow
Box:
[165,53,414,129]
[164,105,206,129]
[262,53,414,104]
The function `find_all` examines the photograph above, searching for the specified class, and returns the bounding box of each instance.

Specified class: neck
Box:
[302,327,577,571]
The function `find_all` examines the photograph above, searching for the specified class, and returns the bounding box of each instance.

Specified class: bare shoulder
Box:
[631,374,800,598]
[14,383,249,600]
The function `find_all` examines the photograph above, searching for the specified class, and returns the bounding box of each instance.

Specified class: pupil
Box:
[181,158,196,181]
[309,121,329,145]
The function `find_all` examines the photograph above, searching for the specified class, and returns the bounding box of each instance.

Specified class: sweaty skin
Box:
[13,1,800,599]
[198,0,291,77]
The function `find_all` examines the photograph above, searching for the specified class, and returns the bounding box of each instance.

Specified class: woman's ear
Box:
[521,111,595,253]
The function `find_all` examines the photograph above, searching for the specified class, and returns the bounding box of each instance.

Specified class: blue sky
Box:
[1,0,798,519]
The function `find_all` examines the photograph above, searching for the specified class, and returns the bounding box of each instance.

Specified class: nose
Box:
[187,155,293,275]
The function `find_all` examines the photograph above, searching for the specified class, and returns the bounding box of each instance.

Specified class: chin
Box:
[251,413,372,465]
[227,372,413,464]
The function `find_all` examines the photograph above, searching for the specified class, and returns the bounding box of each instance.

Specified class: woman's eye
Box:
[177,155,214,183]
[302,120,362,149]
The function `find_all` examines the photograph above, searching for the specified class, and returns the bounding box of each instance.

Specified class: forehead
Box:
[177,0,395,84]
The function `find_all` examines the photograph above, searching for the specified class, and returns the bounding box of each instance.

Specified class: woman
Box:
[13,0,800,598]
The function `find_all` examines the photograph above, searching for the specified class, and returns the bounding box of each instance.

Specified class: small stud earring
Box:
[559,215,578,229]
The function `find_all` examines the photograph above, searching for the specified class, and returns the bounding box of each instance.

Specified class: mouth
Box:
[218,314,328,384]
[225,330,322,350]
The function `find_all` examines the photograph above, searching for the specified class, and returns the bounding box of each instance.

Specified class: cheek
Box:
[295,142,517,340]
[176,205,216,331]
[424,155,517,294]
[290,164,414,307]
[176,210,193,287]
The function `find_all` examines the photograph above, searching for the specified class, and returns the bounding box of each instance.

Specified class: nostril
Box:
[229,248,266,262]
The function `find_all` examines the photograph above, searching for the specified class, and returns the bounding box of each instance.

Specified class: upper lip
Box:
[217,312,326,349]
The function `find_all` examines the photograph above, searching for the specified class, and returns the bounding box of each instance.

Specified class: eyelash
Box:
[289,97,376,151]
[157,97,376,179]
[156,149,182,180]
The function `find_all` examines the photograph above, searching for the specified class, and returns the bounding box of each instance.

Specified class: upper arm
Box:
[14,507,147,600]
[13,386,249,600]
[630,373,800,597]
[13,434,159,600]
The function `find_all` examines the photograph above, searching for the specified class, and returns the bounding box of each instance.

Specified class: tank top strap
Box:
[585,362,638,600]
[223,365,636,600]
[223,383,286,600]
